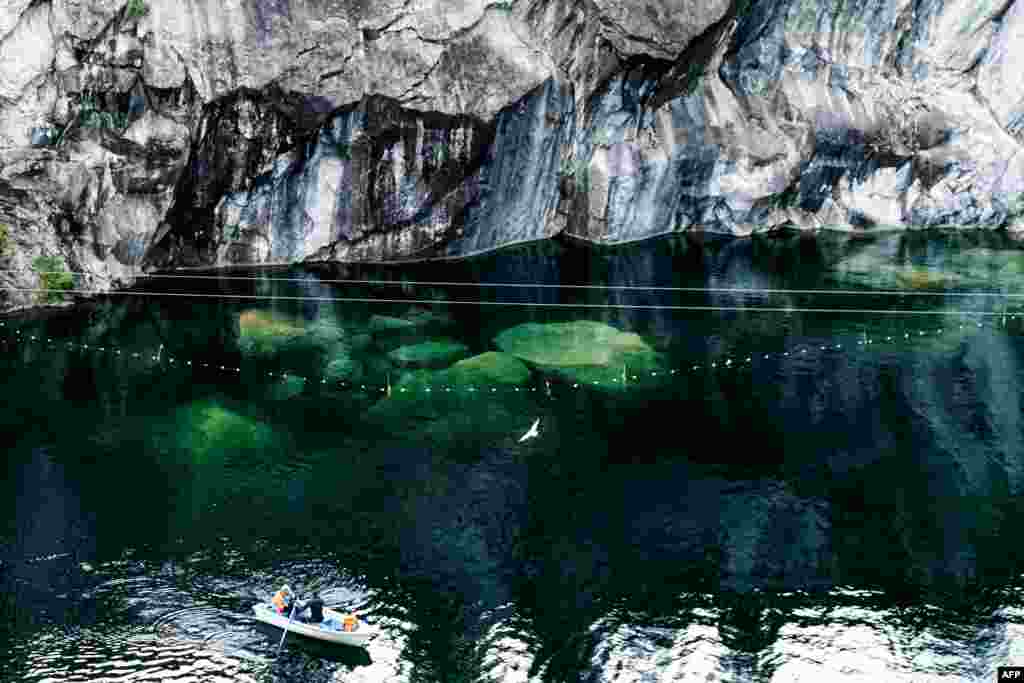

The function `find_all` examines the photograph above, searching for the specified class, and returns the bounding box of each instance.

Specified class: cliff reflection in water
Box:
[2,230,1024,681]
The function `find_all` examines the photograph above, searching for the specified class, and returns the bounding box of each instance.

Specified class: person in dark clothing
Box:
[306,593,325,624]
[295,592,325,624]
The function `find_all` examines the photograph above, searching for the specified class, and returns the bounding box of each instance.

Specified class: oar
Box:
[273,574,328,656]
[275,600,299,657]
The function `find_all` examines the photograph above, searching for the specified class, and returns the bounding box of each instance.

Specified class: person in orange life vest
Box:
[342,612,358,632]
[271,585,294,615]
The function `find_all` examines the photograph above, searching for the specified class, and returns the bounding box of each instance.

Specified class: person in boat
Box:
[295,591,325,624]
[271,585,294,615]
[342,612,358,632]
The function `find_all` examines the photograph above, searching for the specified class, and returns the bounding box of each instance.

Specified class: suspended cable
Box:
[0,286,1015,315]
[5,269,1024,297]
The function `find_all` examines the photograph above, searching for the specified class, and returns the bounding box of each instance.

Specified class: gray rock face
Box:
[0,0,1023,311]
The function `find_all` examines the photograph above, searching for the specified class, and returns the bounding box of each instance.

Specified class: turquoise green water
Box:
[4,230,1024,681]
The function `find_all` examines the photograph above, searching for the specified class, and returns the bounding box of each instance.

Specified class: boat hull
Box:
[252,603,372,647]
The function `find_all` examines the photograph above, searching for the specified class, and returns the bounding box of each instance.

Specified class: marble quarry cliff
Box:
[0,0,1023,310]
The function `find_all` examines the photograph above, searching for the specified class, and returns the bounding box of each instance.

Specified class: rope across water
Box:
[0,317,1007,397]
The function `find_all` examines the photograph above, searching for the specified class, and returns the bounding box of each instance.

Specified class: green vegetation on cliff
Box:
[31,255,75,303]
[126,0,148,18]
[681,62,704,96]
[79,93,128,131]
[560,158,591,192]
[767,185,801,210]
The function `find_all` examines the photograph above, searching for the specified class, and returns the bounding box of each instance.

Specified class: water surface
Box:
[3,230,1024,682]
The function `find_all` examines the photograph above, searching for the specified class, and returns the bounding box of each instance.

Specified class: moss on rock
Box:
[448,352,531,386]
[363,365,537,452]
[238,309,305,355]
[492,320,665,388]
[828,256,961,290]
[368,314,419,332]
[829,247,1024,292]
[893,267,958,290]
[388,339,471,368]
[303,320,347,348]
[175,400,276,463]
[325,355,363,383]
[494,320,649,366]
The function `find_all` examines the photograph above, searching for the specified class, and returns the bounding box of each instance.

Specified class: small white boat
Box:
[252,603,373,647]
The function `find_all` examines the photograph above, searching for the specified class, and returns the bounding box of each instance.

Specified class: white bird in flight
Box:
[518,418,540,442]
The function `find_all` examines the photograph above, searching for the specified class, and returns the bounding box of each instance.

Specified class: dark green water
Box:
[4,230,1024,682]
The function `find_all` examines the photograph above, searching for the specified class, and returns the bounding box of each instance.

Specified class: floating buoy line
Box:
[0,315,1014,397]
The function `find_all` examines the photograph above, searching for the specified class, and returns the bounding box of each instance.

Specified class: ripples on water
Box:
[2,551,393,682]
[4,232,1024,681]
[7,559,1024,682]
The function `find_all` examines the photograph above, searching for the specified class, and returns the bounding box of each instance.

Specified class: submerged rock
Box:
[368,308,456,351]
[365,365,538,451]
[828,257,963,290]
[369,308,454,333]
[172,400,277,462]
[302,320,347,348]
[237,308,367,388]
[383,351,532,399]
[449,352,531,386]
[325,355,363,384]
[494,320,649,366]
[263,375,307,402]
[368,314,420,332]
[238,309,306,356]
[493,320,665,387]
[364,350,536,450]
[350,333,373,351]
[402,307,455,327]
[829,246,1024,291]
[388,339,470,369]
[944,248,1024,287]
